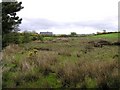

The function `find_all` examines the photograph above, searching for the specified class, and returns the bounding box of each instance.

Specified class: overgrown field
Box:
[2,33,120,88]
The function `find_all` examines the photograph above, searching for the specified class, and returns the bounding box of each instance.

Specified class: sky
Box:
[17,0,119,34]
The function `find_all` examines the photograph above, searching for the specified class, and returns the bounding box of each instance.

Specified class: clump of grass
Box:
[55,59,119,88]
[58,48,71,56]
[84,77,97,88]
[76,60,118,88]
[38,73,62,88]
[3,44,23,55]
[36,52,58,75]
[20,51,58,76]
[55,61,80,87]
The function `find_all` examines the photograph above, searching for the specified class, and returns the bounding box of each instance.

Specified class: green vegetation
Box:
[92,33,119,39]
[2,1,119,88]
[2,33,120,88]
[70,32,77,36]
[2,1,24,47]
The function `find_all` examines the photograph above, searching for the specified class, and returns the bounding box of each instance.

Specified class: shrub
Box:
[31,36,38,41]
[70,32,77,37]
[2,32,21,47]
[38,35,44,41]
[22,31,31,43]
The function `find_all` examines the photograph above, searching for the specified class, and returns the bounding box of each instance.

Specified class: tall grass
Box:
[2,35,119,88]
[55,59,119,88]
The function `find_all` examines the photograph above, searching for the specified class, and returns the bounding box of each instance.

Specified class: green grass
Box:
[92,33,119,39]
[2,32,120,88]
[44,37,54,41]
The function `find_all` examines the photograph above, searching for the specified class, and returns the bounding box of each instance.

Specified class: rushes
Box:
[58,48,72,56]
[55,60,118,88]
[2,37,119,88]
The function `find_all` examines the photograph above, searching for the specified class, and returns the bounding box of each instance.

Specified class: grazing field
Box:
[92,33,120,39]
[2,33,120,88]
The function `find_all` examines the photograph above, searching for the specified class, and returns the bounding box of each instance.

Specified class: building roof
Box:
[40,32,53,35]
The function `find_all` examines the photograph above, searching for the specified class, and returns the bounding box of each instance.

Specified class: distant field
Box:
[2,33,119,88]
[92,33,120,39]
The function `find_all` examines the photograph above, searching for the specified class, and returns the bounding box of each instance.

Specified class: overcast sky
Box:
[17,0,119,34]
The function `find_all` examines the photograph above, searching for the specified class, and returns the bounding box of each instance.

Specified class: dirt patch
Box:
[55,37,69,42]
[88,41,102,47]
[88,40,112,47]
[34,47,52,51]
[52,40,57,43]
[97,40,112,45]
[58,52,71,56]
[112,41,120,46]
[88,40,120,47]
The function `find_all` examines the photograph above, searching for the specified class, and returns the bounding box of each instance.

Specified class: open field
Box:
[2,33,120,88]
[92,33,120,39]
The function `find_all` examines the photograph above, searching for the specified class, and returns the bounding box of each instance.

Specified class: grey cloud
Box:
[19,18,59,30]
[19,17,117,32]
[72,21,117,30]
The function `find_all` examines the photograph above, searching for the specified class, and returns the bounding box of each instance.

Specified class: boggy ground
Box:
[2,33,120,88]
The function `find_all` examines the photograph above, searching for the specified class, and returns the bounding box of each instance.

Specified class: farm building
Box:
[40,32,53,36]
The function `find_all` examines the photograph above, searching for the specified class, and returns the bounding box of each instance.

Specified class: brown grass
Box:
[2,36,119,88]
[55,59,118,88]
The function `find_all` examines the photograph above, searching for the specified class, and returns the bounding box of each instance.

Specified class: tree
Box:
[103,30,106,34]
[0,3,2,50]
[70,32,77,36]
[2,1,24,47]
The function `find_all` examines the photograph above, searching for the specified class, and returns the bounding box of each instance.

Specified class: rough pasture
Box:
[2,33,119,88]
